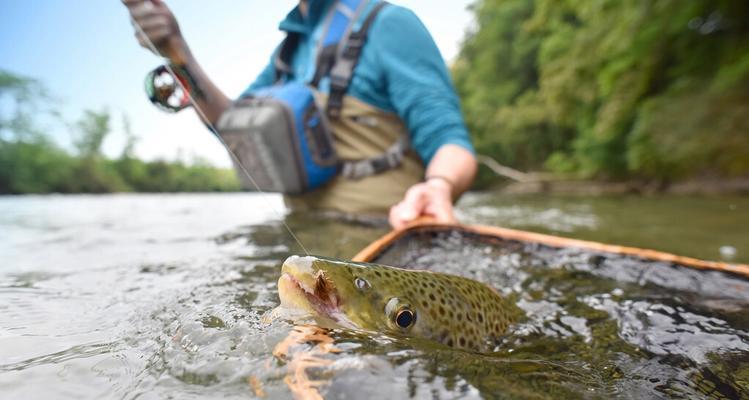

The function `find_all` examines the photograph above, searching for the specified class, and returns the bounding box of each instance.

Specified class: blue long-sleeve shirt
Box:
[242,0,474,165]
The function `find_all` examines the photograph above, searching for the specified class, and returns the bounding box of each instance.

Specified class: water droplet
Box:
[719,246,737,260]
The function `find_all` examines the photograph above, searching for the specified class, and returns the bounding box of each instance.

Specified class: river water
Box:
[1,193,748,399]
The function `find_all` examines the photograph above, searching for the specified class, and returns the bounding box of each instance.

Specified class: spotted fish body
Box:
[277,255,521,352]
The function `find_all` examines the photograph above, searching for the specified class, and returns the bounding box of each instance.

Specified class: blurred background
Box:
[1,0,748,193]
[0,0,474,192]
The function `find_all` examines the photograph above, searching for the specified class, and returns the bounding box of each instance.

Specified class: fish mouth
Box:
[278,256,341,318]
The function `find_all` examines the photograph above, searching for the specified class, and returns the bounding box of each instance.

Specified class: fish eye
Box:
[354,277,371,291]
[395,308,416,329]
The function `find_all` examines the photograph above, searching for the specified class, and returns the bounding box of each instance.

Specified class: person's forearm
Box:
[171,45,232,126]
[124,0,231,126]
[424,144,477,200]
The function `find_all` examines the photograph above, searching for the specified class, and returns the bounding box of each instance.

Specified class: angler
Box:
[123,0,477,228]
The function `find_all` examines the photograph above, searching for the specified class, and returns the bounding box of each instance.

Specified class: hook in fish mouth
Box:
[276,256,356,329]
[279,266,340,316]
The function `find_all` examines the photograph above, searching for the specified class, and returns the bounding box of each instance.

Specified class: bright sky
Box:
[0,1,475,167]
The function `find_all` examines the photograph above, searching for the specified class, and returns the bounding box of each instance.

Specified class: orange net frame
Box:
[353,219,749,278]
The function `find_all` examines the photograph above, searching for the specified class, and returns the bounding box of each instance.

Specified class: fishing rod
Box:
[128,5,310,255]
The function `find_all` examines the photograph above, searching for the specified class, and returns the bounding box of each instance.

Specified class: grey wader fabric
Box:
[284,92,424,215]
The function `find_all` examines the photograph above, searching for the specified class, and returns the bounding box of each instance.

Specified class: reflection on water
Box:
[0,193,747,399]
[458,193,749,264]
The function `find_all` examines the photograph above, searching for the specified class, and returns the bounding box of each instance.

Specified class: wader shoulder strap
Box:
[310,0,368,87]
[274,33,300,82]
[274,1,389,116]
[326,1,388,118]
[274,0,368,84]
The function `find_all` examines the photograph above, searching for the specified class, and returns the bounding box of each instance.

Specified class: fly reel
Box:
[144,64,192,113]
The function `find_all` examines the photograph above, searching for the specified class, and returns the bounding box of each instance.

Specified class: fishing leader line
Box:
[129,12,310,256]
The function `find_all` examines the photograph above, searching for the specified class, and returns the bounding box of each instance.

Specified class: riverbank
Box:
[495,177,749,196]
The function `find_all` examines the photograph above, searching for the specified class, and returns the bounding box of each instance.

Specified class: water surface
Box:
[1,193,747,399]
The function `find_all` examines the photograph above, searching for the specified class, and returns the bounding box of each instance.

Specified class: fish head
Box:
[277,255,431,336]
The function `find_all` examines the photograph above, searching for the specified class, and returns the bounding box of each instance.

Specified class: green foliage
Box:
[0,70,52,141]
[74,109,110,158]
[0,134,241,195]
[455,0,749,181]
[0,137,76,193]
[0,69,241,194]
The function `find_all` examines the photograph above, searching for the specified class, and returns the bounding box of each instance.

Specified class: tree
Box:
[73,109,110,159]
[0,70,49,141]
[454,0,749,182]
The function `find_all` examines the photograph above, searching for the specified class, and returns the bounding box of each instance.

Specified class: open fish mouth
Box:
[278,256,343,320]
[279,270,340,316]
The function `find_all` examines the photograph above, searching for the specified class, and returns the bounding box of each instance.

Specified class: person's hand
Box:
[388,178,457,229]
[122,0,188,63]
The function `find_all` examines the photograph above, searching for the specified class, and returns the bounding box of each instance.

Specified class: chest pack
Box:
[215,0,407,194]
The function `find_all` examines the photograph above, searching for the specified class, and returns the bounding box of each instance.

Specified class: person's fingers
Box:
[388,185,431,228]
[388,202,405,229]
[130,12,172,49]
[428,185,456,223]
[134,29,169,53]
[135,31,154,52]
[426,200,455,223]
[137,17,170,32]
[389,201,415,229]
[128,2,160,19]
[147,0,171,14]
[403,185,428,209]
[135,31,146,47]
[399,187,428,219]
[144,27,172,43]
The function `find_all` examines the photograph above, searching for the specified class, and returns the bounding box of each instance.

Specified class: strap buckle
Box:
[329,74,348,92]
[342,34,365,59]
[326,75,348,118]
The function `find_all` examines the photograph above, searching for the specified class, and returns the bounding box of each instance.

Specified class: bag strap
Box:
[326,1,388,118]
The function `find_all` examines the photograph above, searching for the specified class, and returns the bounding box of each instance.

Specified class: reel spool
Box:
[144,64,192,113]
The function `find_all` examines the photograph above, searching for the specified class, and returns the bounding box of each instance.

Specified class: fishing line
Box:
[129,12,310,255]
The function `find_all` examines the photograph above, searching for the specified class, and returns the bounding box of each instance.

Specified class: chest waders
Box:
[219,0,424,215]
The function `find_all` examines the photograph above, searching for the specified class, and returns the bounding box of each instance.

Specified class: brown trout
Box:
[277,255,521,352]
